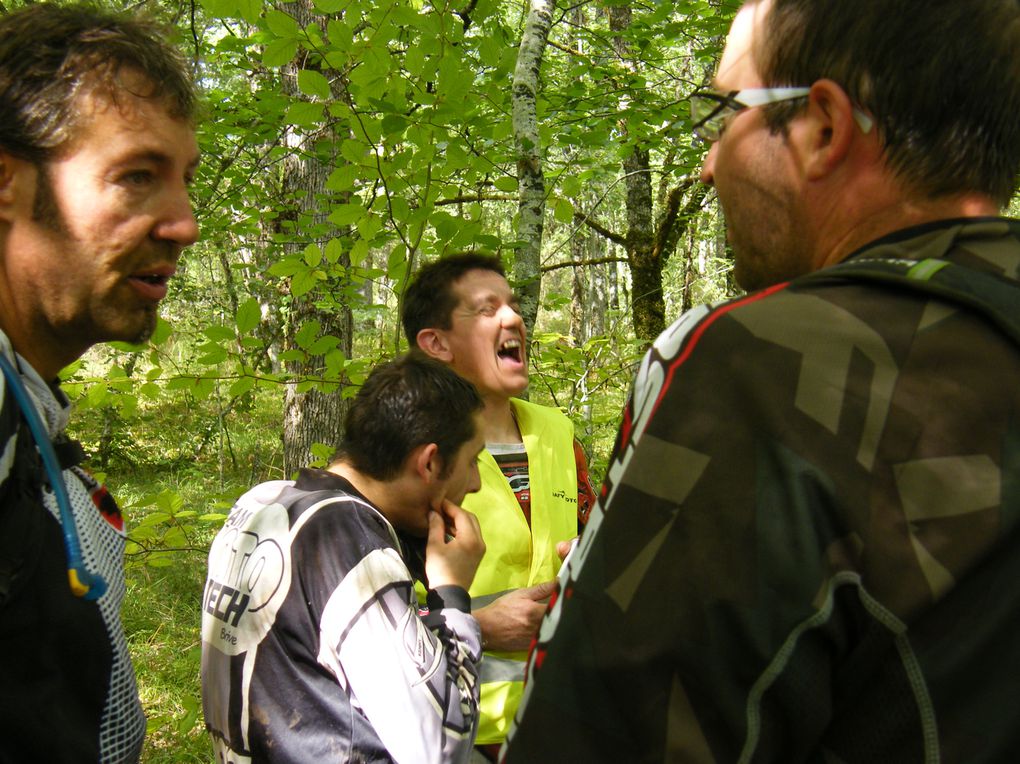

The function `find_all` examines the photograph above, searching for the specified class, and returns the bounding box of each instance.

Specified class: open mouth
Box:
[132,273,170,286]
[128,268,175,301]
[498,338,523,364]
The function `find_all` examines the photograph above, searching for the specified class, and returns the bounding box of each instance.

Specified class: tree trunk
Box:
[512,0,553,336]
[277,0,353,476]
[609,5,662,344]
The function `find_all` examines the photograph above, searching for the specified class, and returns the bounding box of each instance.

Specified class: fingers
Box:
[441,500,483,548]
[556,538,576,560]
[523,579,556,601]
[427,509,447,546]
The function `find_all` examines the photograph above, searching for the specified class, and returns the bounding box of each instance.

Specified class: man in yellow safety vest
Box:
[402,253,596,759]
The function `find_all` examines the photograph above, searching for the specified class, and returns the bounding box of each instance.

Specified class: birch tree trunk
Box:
[512,0,553,335]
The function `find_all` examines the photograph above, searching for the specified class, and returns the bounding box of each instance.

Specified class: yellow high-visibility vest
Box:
[464,398,579,745]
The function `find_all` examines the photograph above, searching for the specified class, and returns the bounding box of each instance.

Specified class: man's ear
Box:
[413,442,443,483]
[796,79,860,181]
[416,328,453,362]
[0,152,22,222]
[0,150,32,223]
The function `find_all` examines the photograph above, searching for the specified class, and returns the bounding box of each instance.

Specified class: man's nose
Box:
[500,303,523,325]
[153,184,200,247]
[700,142,718,186]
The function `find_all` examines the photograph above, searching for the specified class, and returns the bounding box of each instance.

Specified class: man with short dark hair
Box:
[403,254,596,757]
[504,0,1020,761]
[0,4,199,761]
[201,353,488,763]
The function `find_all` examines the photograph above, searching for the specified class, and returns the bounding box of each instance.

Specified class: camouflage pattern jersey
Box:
[503,217,1020,764]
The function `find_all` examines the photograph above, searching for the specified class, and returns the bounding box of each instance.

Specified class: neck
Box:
[480,394,522,444]
[810,178,1001,272]
[328,461,415,526]
[0,319,72,380]
[0,279,78,381]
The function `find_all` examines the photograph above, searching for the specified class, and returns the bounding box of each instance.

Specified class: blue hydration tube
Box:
[0,353,107,600]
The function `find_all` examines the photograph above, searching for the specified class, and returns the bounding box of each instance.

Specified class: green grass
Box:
[124,558,211,763]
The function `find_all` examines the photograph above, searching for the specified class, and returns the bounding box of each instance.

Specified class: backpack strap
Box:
[0,404,45,606]
[800,257,1020,346]
[0,354,106,601]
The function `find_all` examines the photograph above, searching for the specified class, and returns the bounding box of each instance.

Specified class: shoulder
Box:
[511,398,572,433]
[222,482,394,557]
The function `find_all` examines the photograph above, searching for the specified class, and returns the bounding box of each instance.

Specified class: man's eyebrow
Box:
[116,148,201,172]
[469,292,499,307]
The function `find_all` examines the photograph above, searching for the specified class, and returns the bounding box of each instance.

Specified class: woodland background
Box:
[10,0,742,758]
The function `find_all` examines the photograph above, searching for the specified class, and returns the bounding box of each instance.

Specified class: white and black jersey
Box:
[0,332,145,763]
[201,469,482,764]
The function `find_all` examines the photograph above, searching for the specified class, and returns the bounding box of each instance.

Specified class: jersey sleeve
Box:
[315,545,482,764]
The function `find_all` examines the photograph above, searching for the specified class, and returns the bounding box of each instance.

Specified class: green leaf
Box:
[197,342,228,365]
[381,114,408,136]
[349,238,370,267]
[303,243,322,267]
[340,139,366,165]
[267,257,305,277]
[263,37,299,68]
[285,101,325,128]
[199,513,228,523]
[177,695,201,734]
[326,165,357,192]
[265,9,299,37]
[193,377,216,400]
[560,176,583,197]
[108,340,147,353]
[85,384,108,408]
[554,197,574,224]
[314,0,345,12]
[307,335,340,355]
[389,196,410,222]
[356,213,382,240]
[324,238,345,264]
[235,298,261,334]
[328,203,366,226]
[291,269,320,298]
[204,325,235,341]
[494,176,518,192]
[230,375,256,397]
[295,320,321,349]
[298,69,331,100]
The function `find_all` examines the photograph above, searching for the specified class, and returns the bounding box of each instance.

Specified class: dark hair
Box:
[401,253,507,347]
[332,353,483,481]
[0,3,197,163]
[755,0,1020,206]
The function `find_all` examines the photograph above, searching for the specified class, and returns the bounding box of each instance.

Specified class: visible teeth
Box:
[501,339,521,351]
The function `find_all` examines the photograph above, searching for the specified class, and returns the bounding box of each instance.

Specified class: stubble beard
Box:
[33,163,162,347]
[31,163,68,234]
[724,183,811,293]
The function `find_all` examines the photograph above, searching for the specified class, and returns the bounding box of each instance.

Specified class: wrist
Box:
[426,584,471,613]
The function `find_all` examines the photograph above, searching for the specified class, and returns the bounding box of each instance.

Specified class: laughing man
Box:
[402,253,596,758]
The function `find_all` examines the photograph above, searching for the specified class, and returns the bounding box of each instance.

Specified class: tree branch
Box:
[435,193,515,206]
[574,211,627,246]
[541,255,628,273]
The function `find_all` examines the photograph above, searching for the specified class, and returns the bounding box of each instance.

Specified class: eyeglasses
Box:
[690,87,874,143]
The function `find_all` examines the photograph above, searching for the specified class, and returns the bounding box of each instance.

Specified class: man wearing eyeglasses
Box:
[503,0,1020,761]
